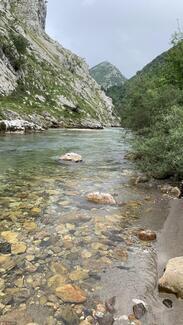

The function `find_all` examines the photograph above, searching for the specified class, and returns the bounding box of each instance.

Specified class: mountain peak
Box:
[90,61,126,90]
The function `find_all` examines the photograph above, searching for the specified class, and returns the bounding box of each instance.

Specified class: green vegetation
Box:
[109,32,183,179]
[1,31,28,71]
[90,61,126,90]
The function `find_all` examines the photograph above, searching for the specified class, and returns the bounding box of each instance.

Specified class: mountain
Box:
[106,51,168,112]
[90,61,126,91]
[0,1,120,131]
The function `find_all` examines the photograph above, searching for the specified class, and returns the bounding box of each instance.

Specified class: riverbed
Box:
[0,128,182,324]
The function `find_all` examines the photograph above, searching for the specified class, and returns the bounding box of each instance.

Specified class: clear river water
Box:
[0,128,182,325]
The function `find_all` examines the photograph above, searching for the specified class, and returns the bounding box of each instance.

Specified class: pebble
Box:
[55,284,87,303]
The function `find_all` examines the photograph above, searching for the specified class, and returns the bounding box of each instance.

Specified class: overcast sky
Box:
[46,0,183,78]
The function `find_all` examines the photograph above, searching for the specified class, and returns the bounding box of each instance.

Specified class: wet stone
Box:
[138,230,156,242]
[162,299,173,309]
[133,303,146,320]
[55,305,80,324]
[1,231,19,244]
[55,284,87,303]
[0,242,11,254]
[11,242,27,255]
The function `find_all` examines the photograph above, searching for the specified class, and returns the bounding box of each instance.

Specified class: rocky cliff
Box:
[90,61,126,91]
[0,0,119,131]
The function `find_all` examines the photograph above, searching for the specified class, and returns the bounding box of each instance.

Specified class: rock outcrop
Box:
[0,0,120,132]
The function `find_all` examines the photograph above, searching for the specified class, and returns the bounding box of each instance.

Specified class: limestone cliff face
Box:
[0,0,119,129]
[1,0,47,31]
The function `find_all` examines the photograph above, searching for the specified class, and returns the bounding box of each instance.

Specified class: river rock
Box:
[160,185,180,197]
[163,299,173,308]
[23,221,37,231]
[159,257,183,297]
[0,255,16,272]
[133,303,146,319]
[0,279,5,291]
[86,192,116,205]
[47,274,68,290]
[55,284,87,303]
[59,153,82,162]
[69,269,89,281]
[11,242,27,255]
[1,231,19,244]
[55,305,80,324]
[138,230,156,241]
[0,119,44,134]
[0,242,11,254]
[135,175,149,185]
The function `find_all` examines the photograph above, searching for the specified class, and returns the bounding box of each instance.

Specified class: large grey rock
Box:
[0,119,44,133]
[159,257,183,298]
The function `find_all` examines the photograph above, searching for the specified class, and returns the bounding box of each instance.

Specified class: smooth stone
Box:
[95,312,114,325]
[55,305,80,324]
[50,262,68,274]
[40,296,48,305]
[31,207,41,215]
[0,279,5,290]
[159,257,183,297]
[138,230,156,241]
[47,274,68,290]
[163,299,173,309]
[13,288,31,303]
[11,242,27,254]
[59,152,82,162]
[69,269,89,281]
[1,231,19,244]
[86,192,116,205]
[91,243,108,251]
[0,242,11,254]
[81,250,92,259]
[133,303,146,320]
[0,255,16,272]
[23,221,37,231]
[55,284,87,303]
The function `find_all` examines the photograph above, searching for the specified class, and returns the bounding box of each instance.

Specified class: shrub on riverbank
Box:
[113,33,183,179]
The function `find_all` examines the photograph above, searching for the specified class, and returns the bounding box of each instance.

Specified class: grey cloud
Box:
[46,0,183,77]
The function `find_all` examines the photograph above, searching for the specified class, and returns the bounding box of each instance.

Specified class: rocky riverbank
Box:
[0,110,118,134]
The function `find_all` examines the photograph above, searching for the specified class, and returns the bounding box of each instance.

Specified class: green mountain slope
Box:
[90,61,126,90]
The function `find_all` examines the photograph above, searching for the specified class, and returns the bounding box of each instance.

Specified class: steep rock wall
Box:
[0,0,119,129]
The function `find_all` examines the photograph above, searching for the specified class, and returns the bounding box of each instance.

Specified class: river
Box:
[0,128,183,324]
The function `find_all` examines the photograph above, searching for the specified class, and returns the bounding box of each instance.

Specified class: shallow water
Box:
[0,128,176,324]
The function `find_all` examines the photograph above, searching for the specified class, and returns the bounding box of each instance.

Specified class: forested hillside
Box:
[108,33,183,179]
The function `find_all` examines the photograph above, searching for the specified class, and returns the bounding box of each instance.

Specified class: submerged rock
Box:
[1,231,19,244]
[11,242,27,255]
[0,255,16,272]
[55,284,87,303]
[138,229,156,241]
[55,305,80,324]
[0,242,11,254]
[159,257,183,298]
[86,192,116,205]
[59,152,82,163]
